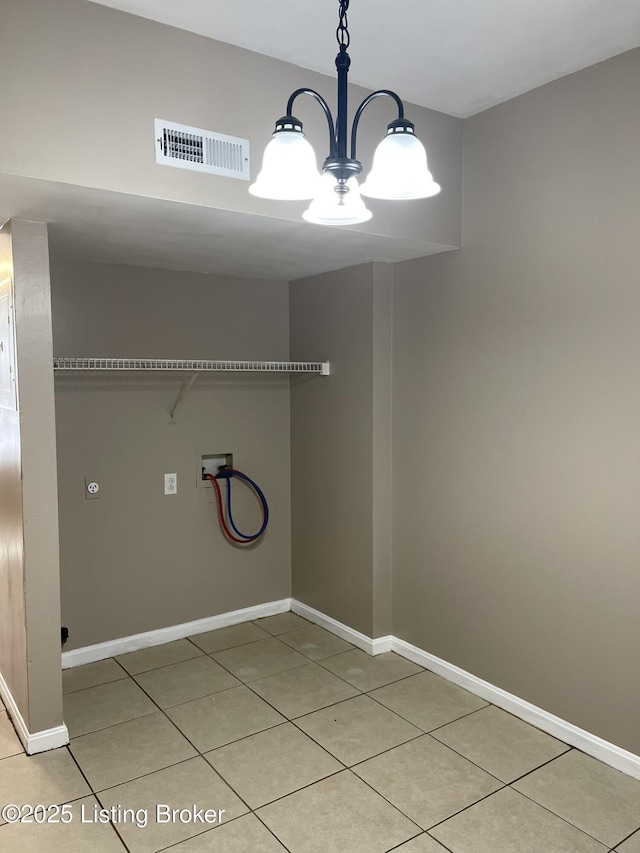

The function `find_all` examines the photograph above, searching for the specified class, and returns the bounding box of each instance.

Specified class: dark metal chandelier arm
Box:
[285,88,337,158]
[350,90,406,161]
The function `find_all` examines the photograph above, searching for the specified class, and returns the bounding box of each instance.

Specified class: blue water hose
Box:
[215,467,269,541]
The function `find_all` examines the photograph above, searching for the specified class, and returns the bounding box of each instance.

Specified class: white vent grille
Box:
[154,118,250,180]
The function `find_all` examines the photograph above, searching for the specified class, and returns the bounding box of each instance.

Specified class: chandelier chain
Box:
[336,0,350,50]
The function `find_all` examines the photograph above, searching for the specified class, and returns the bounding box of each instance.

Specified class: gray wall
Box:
[290,264,375,635]
[0,0,462,252]
[372,264,394,638]
[392,48,640,754]
[0,220,63,734]
[290,262,394,638]
[51,259,291,649]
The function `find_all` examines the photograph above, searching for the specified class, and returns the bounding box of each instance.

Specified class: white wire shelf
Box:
[53,356,330,421]
[53,358,330,375]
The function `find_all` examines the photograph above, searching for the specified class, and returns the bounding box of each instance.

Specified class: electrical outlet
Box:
[164,473,177,495]
[85,478,100,500]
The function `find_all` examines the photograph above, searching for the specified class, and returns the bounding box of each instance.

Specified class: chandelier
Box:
[249,0,441,226]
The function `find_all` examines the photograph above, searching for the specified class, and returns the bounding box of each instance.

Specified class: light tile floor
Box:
[0,612,639,852]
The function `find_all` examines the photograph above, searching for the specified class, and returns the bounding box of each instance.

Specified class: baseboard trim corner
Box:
[0,670,69,754]
[371,635,394,654]
[26,725,70,755]
[290,600,388,654]
[62,598,292,668]
[391,637,640,781]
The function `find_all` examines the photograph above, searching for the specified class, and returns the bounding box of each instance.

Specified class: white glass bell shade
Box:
[303,174,372,226]
[360,131,441,200]
[249,130,321,200]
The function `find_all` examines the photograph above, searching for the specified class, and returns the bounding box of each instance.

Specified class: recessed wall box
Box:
[198,452,234,490]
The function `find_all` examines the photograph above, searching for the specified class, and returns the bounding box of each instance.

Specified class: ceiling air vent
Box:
[154,118,250,181]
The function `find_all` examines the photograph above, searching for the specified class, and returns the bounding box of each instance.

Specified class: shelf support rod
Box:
[169,372,199,422]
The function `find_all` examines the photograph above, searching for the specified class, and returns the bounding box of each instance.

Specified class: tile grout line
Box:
[312,646,427,688]
[251,810,295,853]
[507,783,630,850]
[422,782,512,834]
[419,701,492,735]
[239,665,363,719]
[385,830,459,853]
[65,645,205,685]
[150,815,249,852]
[65,747,133,853]
[245,767,348,813]
[506,745,574,786]
[0,716,24,761]
[62,675,129,696]
[151,809,295,853]
[383,831,434,852]
[423,832,457,853]
[364,686,491,737]
[341,765,426,835]
[416,730,524,788]
[613,827,640,848]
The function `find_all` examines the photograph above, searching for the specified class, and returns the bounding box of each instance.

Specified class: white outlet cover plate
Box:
[164,473,177,495]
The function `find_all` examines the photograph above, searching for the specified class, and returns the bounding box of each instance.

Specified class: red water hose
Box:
[203,471,267,544]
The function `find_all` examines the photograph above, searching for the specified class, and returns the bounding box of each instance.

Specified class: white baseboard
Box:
[290,600,392,654]
[25,725,70,755]
[392,637,640,782]
[372,635,394,654]
[59,597,640,781]
[62,598,291,669]
[285,604,640,780]
[0,670,69,755]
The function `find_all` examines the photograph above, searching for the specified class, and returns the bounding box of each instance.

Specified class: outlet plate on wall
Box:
[85,477,100,500]
[164,473,177,495]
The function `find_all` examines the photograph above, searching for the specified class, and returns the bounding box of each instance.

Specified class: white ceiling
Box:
[88,0,640,117]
